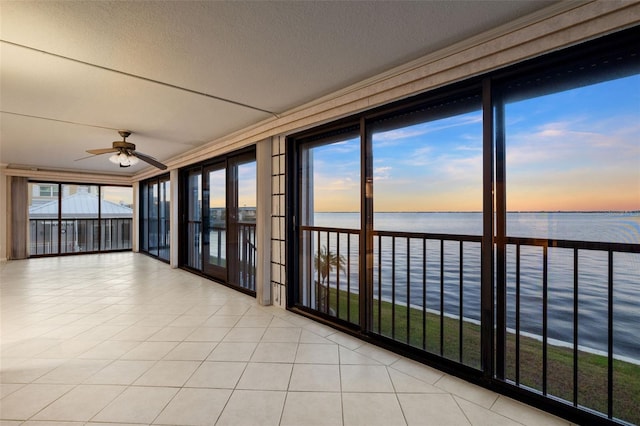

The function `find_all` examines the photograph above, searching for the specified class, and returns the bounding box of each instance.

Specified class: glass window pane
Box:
[370,93,483,366]
[502,68,640,414]
[299,129,361,325]
[101,186,133,251]
[61,184,99,253]
[28,182,59,255]
[504,74,640,242]
[207,168,226,267]
[187,170,202,270]
[372,96,483,233]
[301,131,361,229]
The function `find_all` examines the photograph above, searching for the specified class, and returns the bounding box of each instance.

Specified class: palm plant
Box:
[314,245,346,313]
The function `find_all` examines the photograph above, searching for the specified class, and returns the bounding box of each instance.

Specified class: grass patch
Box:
[322,286,639,424]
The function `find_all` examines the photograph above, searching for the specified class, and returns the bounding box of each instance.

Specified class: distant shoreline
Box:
[316,211,640,214]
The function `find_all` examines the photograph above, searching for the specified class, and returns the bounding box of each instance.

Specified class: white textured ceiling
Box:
[0,1,555,175]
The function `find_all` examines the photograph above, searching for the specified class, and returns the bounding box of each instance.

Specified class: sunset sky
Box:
[310,74,640,212]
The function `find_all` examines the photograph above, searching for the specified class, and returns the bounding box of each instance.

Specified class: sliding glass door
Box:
[203,164,226,280]
[181,149,257,294]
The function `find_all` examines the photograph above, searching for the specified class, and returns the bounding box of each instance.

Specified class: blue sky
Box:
[311,74,640,212]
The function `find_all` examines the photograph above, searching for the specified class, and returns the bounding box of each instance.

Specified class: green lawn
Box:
[322,287,639,425]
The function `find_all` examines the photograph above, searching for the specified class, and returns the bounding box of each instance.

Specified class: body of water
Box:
[312,212,640,361]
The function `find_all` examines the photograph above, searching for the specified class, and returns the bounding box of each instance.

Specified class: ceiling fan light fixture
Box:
[108,153,121,164]
[109,151,138,167]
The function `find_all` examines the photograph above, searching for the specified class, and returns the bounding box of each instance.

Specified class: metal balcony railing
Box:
[297,225,639,424]
[29,218,132,256]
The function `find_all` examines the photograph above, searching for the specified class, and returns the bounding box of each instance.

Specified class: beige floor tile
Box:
[183,305,223,316]
[203,315,241,327]
[0,383,73,420]
[490,396,571,426]
[77,340,139,360]
[340,365,394,393]
[120,341,178,360]
[34,359,110,384]
[73,325,127,341]
[281,392,343,426]
[455,397,522,426]
[169,315,211,328]
[303,322,337,338]
[136,314,182,327]
[111,325,162,341]
[326,332,366,350]
[261,327,302,342]
[207,342,257,361]
[435,374,498,408]
[163,341,217,360]
[354,344,401,365]
[222,327,266,342]
[398,393,470,425]
[236,316,273,328]
[299,330,334,344]
[0,358,64,384]
[268,317,300,328]
[84,360,155,385]
[289,364,341,392]
[215,304,252,316]
[388,368,446,393]
[148,326,196,341]
[342,392,406,426]
[295,343,339,364]
[0,383,24,399]
[37,339,102,359]
[90,386,178,424]
[186,327,231,342]
[236,362,293,390]
[185,361,246,388]
[339,347,382,365]
[153,387,231,425]
[1,338,63,358]
[216,390,286,426]
[389,358,445,384]
[250,342,298,363]
[31,384,125,421]
[133,360,200,387]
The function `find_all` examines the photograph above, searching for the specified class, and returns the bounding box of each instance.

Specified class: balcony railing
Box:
[502,236,639,423]
[297,225,639,425]
[29,218,132,256]
[238,222,257,291]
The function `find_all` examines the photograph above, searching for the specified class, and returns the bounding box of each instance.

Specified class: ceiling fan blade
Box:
[86,148,118,155]
[74,154,97,162]
[134,152,168,170]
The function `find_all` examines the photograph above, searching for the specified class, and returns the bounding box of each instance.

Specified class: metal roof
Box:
[29,190,133,219]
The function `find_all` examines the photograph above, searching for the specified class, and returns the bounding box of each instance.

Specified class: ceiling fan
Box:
[86,130,167,170]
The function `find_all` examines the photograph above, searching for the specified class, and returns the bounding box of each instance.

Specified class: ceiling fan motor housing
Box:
[113,141,136,151]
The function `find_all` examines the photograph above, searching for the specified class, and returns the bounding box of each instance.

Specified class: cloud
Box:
[374,166,392,181]
[373,112,482,147]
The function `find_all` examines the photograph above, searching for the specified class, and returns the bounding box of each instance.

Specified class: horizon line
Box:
[314,210,640,214]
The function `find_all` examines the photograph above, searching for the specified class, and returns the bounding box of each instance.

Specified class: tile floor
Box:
[1,252,573,425]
